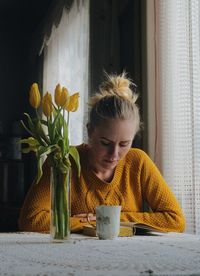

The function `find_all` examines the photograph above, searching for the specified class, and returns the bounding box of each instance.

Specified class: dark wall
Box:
[90,0,143,90]
[90,0,146,148]
[0,0,52,138]
[0,16,28,135]
[0,1,53,230]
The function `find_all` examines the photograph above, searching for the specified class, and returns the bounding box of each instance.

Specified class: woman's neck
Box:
[92,167,115,183]
[86,149,115,182]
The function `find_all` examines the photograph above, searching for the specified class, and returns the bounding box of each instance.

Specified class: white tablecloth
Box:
[0,232,200,276]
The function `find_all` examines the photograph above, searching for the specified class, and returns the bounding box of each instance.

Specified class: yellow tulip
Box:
[62,87,70,107]
[54,84,62,106]
[65,92,79,112]
[55,84,69,107]
[42,92,53,117]
[29,83,41,109]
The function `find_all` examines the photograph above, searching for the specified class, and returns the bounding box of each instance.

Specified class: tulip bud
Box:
[54,84,62,107]
[61,87,70,107]
[55,84,69,107]
[29,83,41,109]
[42,92,53,117]
[65,92,79,112]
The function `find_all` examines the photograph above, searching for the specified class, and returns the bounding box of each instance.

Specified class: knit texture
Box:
[18,144,185,233]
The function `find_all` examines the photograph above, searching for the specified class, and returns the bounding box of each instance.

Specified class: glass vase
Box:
[50,166,71,242]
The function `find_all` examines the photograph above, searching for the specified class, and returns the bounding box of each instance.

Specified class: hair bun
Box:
[100,72,138,103]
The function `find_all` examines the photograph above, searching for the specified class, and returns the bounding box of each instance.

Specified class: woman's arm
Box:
[120,208,185,233]
[121,152,186,233]
[18,160,94,233]
[18,160,51,232]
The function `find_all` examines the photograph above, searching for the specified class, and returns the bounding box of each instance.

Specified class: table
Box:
[0,232,200,275]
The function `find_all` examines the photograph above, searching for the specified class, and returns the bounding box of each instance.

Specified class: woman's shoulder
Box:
[124,148,152,165]
[127,147,149,158]
[74,143,89,164]
[125,148,160,175]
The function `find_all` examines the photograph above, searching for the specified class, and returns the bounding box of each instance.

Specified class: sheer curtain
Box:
[147,0,200,233]
[43,0,89,145]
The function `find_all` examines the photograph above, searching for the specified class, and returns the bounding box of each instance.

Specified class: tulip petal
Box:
[29,83,41,109]
[65,92,79,112]
[61,87,69,107]
[54,84,62,107]
[42,92,53,117]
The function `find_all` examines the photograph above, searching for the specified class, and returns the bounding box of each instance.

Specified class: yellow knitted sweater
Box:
[18,144,185,233]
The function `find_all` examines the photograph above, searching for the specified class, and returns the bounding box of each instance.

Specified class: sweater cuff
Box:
[70,217,96,232]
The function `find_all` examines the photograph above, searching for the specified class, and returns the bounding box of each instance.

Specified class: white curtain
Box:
[43,0,89,145]
[148,0,200,234]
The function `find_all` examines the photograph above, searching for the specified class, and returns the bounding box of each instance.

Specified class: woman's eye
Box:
[101,141,110,146]
[119,143,129,147]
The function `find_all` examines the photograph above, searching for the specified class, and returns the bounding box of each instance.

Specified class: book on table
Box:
[83,222,166,237]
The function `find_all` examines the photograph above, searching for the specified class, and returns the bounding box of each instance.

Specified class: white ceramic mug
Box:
[96,205,121,240]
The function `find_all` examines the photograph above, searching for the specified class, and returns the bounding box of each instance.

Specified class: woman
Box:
[18,73,185,233]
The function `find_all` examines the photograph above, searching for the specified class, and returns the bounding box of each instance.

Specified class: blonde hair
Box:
[88,72,141,134]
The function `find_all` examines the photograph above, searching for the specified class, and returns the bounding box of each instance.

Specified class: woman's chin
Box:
[102,161,118,169]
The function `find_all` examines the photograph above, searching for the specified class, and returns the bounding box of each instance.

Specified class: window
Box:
[147,0,200,234]
[43,0,89,145]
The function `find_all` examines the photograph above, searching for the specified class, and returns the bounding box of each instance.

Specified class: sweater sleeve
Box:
[18,160,87,233]
[120,151,186,233]
[18,160,51,232]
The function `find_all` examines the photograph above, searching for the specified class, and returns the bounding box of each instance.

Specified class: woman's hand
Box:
[73,213,96,223]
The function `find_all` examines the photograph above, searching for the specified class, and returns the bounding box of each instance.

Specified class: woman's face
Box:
[87,118,136,172]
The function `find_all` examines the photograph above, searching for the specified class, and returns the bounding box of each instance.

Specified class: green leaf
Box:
[20,120,35,137]
[22,115,46,147]
[63,119,69,142]
[35,120,50,145]
[40,119,48,126]
[55,116,63,136]
[58,162,69,174]
[24,113,36,133]
[36,156,43,184]
[19,137,39,146]
[38,145,58,157]
[52,108,63,139]
[57,139,65,156]
[47,119,54,143]
[63,157,71,167]
[69,146,81,177]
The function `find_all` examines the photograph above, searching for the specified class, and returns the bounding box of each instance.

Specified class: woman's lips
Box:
[104,159,118,164]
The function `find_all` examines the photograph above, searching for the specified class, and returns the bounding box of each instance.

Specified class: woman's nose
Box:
[108,145,118,158]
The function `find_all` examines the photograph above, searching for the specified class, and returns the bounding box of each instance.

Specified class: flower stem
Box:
[51,167,70,241]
